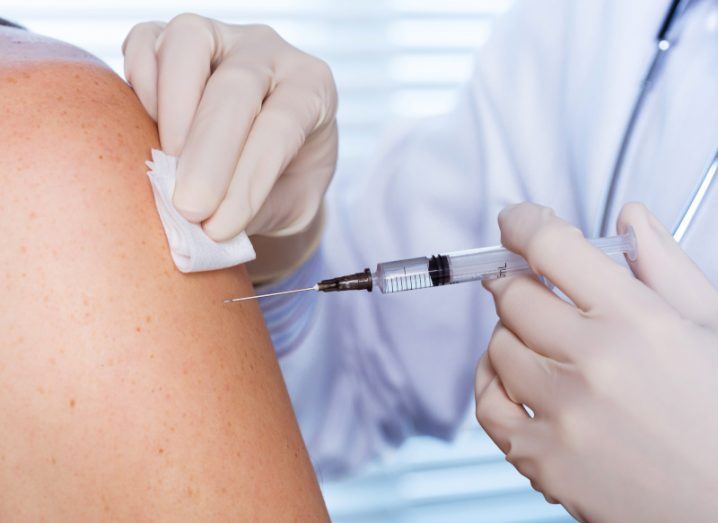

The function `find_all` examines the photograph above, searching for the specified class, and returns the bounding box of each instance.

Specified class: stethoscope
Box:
[599,0,718,241]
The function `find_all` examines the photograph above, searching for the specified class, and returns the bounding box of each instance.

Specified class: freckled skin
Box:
[0,27,328,521]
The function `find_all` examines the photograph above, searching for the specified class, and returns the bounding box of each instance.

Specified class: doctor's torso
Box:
[279,0,718,475]
[560,0,717,280]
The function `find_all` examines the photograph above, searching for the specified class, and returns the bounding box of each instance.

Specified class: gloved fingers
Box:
[172,62,272,222]
[617,202,718,328]
[502,423,551,486]
[246,122,337,236]
[483,273,581,361]
[155,13,219,155]
[203,82,327,240]
[121,21,163,121]
[497,202,645,312]
[475,352,531,454]
[245,166,330,237]
[475,378,530,455]
[543,493,560,505]
[474,349,497,398]
[244,177,318,237]
[487,323,559,411]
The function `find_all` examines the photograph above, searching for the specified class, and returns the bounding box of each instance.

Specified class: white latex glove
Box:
[122,14,338,239]
[475,202,718,522]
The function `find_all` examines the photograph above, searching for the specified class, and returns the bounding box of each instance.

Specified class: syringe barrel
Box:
[374,257,434,293]
[374,230,636,294]
[374,250,528,294]
[447,247,530,283]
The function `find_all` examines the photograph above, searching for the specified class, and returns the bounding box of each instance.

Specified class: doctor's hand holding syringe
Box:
[122,2,718,521]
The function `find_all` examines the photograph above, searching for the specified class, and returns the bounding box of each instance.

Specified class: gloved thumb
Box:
[617,202,718,328]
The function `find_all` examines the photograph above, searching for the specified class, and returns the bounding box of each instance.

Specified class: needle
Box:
[224,285,319,303]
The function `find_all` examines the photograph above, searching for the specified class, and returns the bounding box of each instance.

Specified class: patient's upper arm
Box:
[0,30,327,521]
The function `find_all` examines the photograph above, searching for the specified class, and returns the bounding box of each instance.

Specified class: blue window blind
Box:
[4,1,574,520]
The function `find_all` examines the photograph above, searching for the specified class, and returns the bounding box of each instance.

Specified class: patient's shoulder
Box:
[0,27,157,184]
[0,26,176,307]
[0,27,326,521]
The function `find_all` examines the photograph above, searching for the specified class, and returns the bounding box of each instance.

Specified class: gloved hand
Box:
[475,202,718,522]
[122,14,338,240]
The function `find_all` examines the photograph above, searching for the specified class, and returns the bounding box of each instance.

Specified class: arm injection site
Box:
[0,26,327,521]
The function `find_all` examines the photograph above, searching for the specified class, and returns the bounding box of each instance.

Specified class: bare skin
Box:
[0,27,328,521]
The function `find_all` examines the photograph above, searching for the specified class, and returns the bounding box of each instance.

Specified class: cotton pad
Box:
[145,149,256,273]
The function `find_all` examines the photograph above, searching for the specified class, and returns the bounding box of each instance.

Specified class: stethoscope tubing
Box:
[598,0,717,241]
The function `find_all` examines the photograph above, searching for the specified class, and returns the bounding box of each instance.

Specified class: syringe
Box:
[224,230,636,303]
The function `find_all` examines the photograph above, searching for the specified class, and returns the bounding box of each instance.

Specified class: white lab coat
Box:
[270,0,718,477]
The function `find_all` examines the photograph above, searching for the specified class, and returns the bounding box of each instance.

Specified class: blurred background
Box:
[3,1,572,521]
